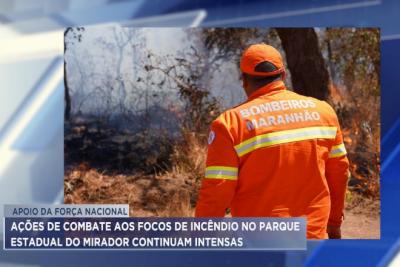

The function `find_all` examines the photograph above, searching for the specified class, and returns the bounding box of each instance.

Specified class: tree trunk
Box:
[64,63,71,121]
[64,28,72,121]
[276,28,330,100]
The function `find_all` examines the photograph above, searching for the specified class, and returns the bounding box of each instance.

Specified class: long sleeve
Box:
[195,117,239,217]
[325,123,350,227]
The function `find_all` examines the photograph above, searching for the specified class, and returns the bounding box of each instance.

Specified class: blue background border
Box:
[0,0,399,266]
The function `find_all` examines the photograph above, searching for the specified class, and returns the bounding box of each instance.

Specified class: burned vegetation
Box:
[64,27,380,224]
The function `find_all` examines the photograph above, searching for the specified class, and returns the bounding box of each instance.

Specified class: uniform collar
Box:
[247,80,286,101]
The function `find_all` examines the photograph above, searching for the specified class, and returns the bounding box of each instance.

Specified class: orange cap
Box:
[240,43,285,77]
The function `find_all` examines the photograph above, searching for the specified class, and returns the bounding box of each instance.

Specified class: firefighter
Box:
[195,43,349,239]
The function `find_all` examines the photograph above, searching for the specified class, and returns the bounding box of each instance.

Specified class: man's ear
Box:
[281,71,286,82]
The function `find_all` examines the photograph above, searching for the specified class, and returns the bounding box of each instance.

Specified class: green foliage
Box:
[325,28,380,97]
[195,28,274,75]
[200,28,263,63]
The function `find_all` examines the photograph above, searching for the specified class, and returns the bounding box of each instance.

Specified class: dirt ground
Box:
[342,195,380,239]
[342,210,380,239]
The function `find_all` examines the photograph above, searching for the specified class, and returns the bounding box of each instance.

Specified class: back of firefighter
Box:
[195,44,349,239]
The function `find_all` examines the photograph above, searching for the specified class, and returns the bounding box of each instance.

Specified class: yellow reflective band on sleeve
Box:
[329,143,347,158]
[234,126,337,157]
[205,166,238,180]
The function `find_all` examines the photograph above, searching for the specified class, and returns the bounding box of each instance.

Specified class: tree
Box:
[323,28,380,196]
[276,28,330,100]
[145,49,221,135]
[64,27,85,121]
[324,28,380,98]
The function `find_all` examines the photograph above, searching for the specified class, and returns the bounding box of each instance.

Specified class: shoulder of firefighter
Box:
[195,81,350,239]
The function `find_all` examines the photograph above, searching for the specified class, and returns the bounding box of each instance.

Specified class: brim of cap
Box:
[241,67,285,77]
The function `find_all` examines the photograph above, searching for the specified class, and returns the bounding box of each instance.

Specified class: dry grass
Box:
[64,164,379,215]
[65,130,379,221]
[169,131,208,182]
[345,189,380,217]
[64,132,207,217]
[64,164,196,217]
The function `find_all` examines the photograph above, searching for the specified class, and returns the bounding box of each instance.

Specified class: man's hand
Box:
[327,225,341,239]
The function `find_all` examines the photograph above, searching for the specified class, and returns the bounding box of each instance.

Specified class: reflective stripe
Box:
[329,143,347,158]
[205,166,238,180]
[235,126,337,157]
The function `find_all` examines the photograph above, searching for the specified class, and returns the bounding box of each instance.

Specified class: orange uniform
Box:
[195,80,349,239]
